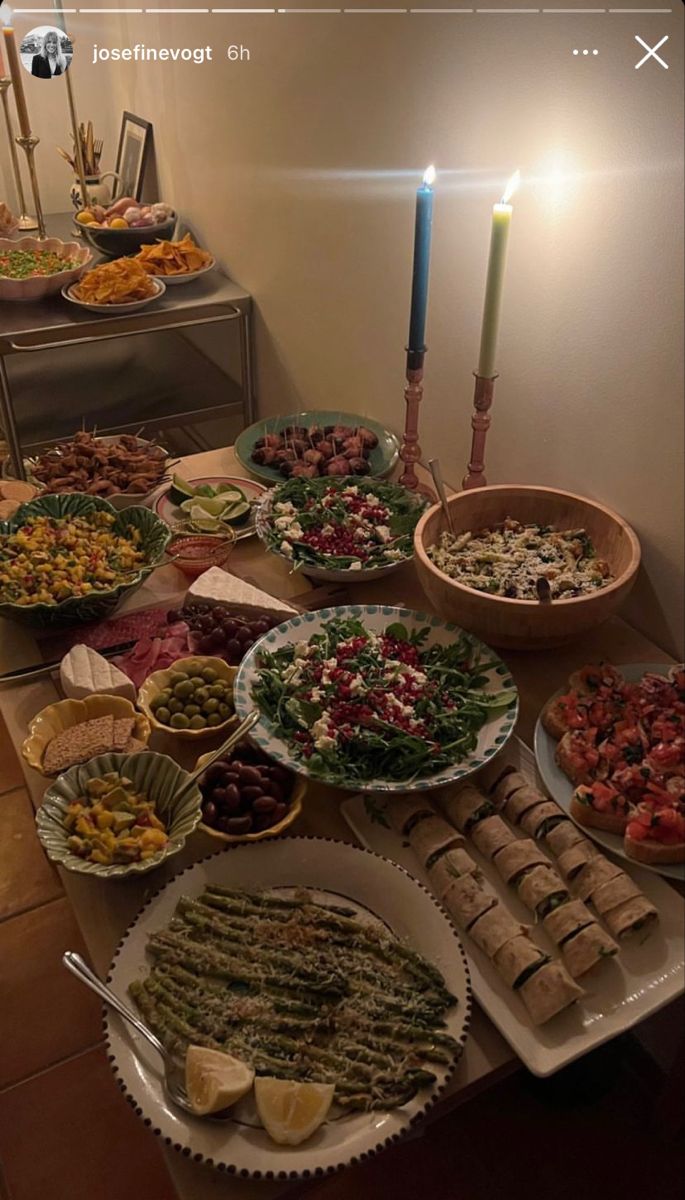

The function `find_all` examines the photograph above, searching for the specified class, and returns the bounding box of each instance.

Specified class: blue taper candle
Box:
[407,165,436,354]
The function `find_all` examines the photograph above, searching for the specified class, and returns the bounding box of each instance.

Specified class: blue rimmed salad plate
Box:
[234,605,518,793]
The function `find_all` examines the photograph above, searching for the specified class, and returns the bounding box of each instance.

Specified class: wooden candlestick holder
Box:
[462,371,497,490]
[398,348,436,500]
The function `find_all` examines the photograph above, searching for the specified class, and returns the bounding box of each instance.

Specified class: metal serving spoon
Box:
[173,708,261,807]
[428,458,455,536]
[63,951,231,1120]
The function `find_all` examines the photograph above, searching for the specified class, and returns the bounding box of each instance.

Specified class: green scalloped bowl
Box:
[36,750,202,878]
[0,492,171,629]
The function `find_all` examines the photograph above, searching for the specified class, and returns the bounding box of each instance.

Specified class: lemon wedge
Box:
[185,1046,255,1115]
[254,1077,335,1145]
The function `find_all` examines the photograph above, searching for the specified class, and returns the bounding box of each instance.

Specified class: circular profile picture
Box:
[20,25,73,78]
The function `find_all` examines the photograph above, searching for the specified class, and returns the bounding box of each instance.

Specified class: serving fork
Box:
[63,951,232,1120]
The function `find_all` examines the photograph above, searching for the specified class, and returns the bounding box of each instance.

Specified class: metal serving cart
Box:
[0,213,255,477]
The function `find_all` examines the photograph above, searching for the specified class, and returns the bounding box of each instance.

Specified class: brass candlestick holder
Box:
[398,348,436,500]
[462,372,497,490]
[15,132,47,239]
[0,77,37,230]
[65,56,89,212]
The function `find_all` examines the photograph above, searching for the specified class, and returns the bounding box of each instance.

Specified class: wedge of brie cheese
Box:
[60,645,136,702]
[187,567,299,621]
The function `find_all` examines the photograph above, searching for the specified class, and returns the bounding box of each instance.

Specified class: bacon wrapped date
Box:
[250,420,381,478]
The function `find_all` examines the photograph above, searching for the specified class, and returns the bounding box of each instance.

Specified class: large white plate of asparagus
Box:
[105,838,471,1179]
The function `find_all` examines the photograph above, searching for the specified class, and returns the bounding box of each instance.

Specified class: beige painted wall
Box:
[3,3,683,654]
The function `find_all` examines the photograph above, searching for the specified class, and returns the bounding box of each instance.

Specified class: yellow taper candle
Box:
[477,170,520,379]
[2,24,31,138]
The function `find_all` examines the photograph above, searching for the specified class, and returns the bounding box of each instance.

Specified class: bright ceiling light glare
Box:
[532,152,579,212]
[423,164,437,187]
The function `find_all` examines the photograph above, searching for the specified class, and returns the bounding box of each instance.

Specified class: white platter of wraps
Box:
[342,738,684,1077]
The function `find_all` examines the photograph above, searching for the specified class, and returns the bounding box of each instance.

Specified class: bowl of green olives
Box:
[137,656,238,740]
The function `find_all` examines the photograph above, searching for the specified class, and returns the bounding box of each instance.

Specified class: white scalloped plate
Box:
[233,605,518,793]
[105,838,471,1181]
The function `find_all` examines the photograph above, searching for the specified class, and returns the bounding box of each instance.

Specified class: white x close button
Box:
[635,35,669,70]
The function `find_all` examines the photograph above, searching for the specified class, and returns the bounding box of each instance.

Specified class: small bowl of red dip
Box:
[166,530,236,578]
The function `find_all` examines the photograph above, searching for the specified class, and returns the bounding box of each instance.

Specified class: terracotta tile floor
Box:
[1,712,683,1200]
[0,715,176,1200]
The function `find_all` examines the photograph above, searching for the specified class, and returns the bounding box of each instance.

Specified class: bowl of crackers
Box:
[61,257,166,312]
[134,233,215,285]
[22,694,151,778]
[0,478,39,521]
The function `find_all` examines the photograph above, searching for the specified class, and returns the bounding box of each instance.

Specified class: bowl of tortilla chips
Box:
[135,233,215,284]
[61,257,166,312]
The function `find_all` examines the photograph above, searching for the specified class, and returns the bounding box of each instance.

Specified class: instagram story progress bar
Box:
[8,5,677,13]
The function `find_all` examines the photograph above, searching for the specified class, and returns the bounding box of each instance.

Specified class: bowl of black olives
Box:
[194,740,305,842]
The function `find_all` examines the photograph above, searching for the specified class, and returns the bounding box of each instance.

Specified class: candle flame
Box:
[1,4,13,28]
[423,164,437,187]
[501,170,520,205]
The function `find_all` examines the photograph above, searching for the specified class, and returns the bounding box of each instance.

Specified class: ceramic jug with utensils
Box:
[70,171,122,212]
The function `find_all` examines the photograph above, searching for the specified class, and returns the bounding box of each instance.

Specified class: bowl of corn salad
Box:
[0,493,171,628]
[0,237,92,301]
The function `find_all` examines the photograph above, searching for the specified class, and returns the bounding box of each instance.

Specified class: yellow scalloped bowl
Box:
[194,748,306,844]
[22,694,151,778]
[137,656,238,740]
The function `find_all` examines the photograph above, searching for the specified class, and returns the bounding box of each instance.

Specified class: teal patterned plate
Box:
[0,492,171,629]
[234,605,519,793]
[36,750,202,878]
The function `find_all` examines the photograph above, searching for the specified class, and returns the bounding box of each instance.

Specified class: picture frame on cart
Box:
[115,112,152,201]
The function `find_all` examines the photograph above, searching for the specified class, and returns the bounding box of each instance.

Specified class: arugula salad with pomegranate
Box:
[252,617,517,785]
[258,477,425,572]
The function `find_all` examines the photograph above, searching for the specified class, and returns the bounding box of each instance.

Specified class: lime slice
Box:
[187,505,222,532]
[181,496,227,517]
[254,1077,335,1145]
[216,483,246,501]
[194,484,217,498]
[215,490,244,507]
[185,1046,255,1115]
[221,501,251,527]
[169,474,195,505]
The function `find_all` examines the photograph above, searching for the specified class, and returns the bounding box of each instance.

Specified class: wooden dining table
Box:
[0,445,676,1200]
